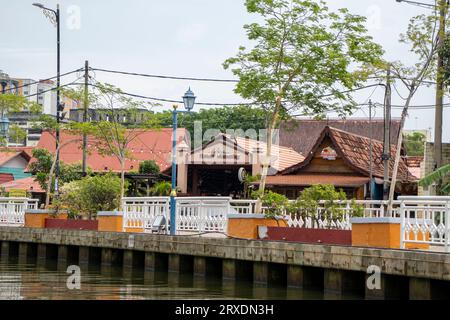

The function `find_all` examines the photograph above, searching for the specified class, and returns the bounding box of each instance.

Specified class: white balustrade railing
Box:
[0,198,39,227]
[122,197,170,232]
[400,196,450,252]
[122,197,404,233]
[176,197,230,233]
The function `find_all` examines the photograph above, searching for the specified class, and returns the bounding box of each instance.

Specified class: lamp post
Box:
[170,88,196,236]
[33,3,62,196]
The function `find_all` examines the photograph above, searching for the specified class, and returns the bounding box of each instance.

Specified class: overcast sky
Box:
[1,0,449,142]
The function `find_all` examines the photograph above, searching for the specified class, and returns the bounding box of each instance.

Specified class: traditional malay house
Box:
[174,133,304,196]
[262,126,418,199]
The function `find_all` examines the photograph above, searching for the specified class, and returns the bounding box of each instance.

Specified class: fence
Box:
[122,197,402,234]
[400,196,450,252]
[0,198,39,227]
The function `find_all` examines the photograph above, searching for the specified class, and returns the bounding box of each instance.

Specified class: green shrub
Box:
[139,160,160,175]
[58,173,122,219]
[149,181,172,196]
[291,184,363,228]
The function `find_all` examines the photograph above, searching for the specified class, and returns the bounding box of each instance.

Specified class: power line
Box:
[2,69,83,93]
[91,67,239,83]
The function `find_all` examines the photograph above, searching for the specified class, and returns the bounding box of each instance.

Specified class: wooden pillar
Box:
[101,248,112,267]
[287,265,304,288]
[324,269,344,295]
[0,241,9,261]
[253,262,269,285]
[57,245,68,270]
[193,256,206,277]
[409,277,432,300]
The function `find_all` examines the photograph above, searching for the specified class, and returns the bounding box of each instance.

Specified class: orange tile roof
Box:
[0,148,32,166]
[264,174,370,187]
[0,176,44,193]
[32,128,188,173]
[283,126,416,183]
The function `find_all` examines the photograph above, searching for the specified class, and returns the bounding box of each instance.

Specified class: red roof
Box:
[0,173,14,184]
[0,176,44,193]
[282,126,416,182]
[32,128,189,172]
[0,148,32,166]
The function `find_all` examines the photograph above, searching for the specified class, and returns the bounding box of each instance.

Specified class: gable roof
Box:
[190,133,305,173]
[32,128,189,173]
[280,118,401,157]
[0,176,44,193]
[0,148,32,167]
[282,126,416,182]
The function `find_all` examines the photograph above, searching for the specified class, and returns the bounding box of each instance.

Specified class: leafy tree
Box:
[224,0,383,212]
[154,105,271,144]
[9,124,27,146]
[404,132,426,156]
[420,164,450,195]
[387,9,443,206]
[70,82,160,208]
[139,160,160,175]
[58,173,122,219]
[29,148,88,207]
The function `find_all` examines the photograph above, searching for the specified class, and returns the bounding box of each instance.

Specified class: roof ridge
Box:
[326,126,386,145]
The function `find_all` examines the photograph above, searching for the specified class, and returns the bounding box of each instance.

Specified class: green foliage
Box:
[290,184,363,227]
[139,160,160,175]
[403,132,426,156]
[242,173,261,199]
[58,173,122,219]
[154,105,270,143]
[252,190,289,219]
[9,124,27,145]
[419,164,450,195]
[224,0,384,116]
[29,148,88,192]
[149,181,172,196]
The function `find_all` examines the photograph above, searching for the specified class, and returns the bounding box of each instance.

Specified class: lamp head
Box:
[32,3,45,9]
[182,87,196,112]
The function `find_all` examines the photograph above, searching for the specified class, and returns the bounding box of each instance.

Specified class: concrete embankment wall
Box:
[1,226,450,299]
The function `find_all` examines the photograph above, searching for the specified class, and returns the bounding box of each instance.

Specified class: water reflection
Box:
[0,260,360,300]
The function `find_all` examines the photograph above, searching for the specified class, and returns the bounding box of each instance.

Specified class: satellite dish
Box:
[238,167,247,183]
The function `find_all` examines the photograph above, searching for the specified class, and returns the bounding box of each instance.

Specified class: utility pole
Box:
[434,0,447,194]
[82,60,89,176]
[369,99,373,200]
[383,67,392,200]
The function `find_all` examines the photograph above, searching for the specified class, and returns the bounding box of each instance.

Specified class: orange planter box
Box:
[97,211,123,232]
[227,214,287,240]
[351,217,429,250]
[24,210,68,228]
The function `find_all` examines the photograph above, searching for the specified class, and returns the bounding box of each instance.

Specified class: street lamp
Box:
[33,3,63,195]
[395,0,437,9]
[169,88,196,236]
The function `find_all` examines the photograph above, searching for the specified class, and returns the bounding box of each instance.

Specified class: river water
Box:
[0,258,362,300]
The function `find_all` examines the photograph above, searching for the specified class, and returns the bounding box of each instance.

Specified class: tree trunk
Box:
[119,159,125,211]
[255,96,282,213]
[387,91,414,214]
[45,155,58,208]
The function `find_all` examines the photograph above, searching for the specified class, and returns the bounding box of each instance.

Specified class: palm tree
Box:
[419,164,450,195]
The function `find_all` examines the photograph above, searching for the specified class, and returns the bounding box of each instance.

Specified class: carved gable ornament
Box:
[320,146,337,161]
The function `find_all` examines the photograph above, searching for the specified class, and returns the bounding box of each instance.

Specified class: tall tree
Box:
[224,0,383,211]
[72,82,160,208]
[387,9,443,205]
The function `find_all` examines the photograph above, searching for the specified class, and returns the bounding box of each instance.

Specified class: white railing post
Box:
[400,201,406,250]
[446,200,450,253]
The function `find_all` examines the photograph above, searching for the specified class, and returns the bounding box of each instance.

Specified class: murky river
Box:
[0,258,362,300]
